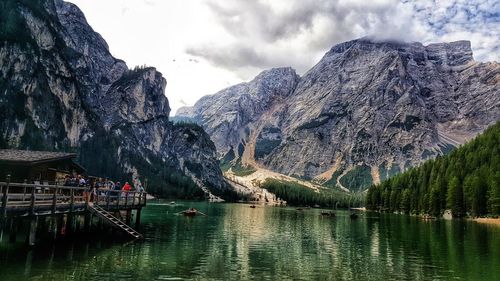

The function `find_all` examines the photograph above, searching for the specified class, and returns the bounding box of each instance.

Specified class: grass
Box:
[231,160,256,177]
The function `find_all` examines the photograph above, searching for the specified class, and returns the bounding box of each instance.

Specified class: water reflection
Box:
[0,202,499,281]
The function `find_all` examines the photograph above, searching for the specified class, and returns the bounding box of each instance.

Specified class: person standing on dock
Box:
[122,182,132,191]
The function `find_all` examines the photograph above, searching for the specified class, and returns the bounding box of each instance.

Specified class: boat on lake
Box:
[321,211,335,217]
[182,208,198,216]
[250,204,256,208]
[422,214,437,220]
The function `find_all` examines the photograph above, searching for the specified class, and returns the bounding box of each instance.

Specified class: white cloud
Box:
[68,0,499,115]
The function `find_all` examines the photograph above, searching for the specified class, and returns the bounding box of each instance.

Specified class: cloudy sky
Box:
[70,0,499,115]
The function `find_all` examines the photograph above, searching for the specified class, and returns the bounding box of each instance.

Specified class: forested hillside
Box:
[262,179,364,208]
[366,122,500,217]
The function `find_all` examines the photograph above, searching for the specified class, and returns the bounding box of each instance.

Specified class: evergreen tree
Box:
[446,176,464,217]
[366,121,500,217]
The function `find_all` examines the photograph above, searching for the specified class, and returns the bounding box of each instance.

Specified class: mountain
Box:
[366,121,500,217]
[177,38,500,191]
[0,0,231,199]
[177,67,300,155]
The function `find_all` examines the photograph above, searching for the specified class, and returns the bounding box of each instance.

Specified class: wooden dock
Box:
[0,177,147,245]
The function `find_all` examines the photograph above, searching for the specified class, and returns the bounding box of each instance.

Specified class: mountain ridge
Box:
[177,38,500,191]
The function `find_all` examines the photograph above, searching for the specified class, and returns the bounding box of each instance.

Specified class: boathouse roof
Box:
[0,149,77,165]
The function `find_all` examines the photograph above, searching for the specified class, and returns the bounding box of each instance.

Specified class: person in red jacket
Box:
[122,182,132,191]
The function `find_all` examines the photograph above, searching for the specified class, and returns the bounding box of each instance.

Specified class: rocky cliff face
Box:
[0,0,229,197]
[177,67,300,155]
[178,38,500,191]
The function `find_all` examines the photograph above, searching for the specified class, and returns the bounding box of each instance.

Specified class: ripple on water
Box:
[0,202,499,281]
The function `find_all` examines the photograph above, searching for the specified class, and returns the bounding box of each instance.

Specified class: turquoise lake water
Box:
[1,200,499,280]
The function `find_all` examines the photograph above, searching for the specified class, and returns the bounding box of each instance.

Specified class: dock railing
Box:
[0,179,147,218]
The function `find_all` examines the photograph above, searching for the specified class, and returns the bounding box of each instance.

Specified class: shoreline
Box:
[471,218,500,226]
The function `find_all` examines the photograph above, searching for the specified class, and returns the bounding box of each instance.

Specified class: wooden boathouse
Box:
[0,149,147,246]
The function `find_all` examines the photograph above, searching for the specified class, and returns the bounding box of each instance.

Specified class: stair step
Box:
[88,205,142,240]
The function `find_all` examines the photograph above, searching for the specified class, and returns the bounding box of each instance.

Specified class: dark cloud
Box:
[187,0,498,78]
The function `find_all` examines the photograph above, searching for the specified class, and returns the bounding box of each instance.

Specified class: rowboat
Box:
[183,209,197,216]
[179,208,207,217]
[321,211,335,217]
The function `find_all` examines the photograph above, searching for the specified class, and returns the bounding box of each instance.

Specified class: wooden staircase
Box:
[88,203,143,240]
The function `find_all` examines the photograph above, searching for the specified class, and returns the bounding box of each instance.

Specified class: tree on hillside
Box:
[366,121,500,217]
[446,176,464,217]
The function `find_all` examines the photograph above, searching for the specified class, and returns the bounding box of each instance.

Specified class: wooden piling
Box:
[67,214,77,234]
[9,217,17,243]
[1,175,11,222]
[57,215,67,238]
[84,212,91,233]
[27,216,38,246]
[126,210,132,225]
[135,208,142,229]
[50,216,58,241]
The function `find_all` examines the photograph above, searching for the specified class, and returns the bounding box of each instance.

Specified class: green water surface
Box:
[1,201,499,280]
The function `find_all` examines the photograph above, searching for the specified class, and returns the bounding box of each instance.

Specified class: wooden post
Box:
[70,188,75,213]
[30,183,36,216]
[85,187,90,206]
[27,216,38,246]
[135,208,142,229]
[9,217,18,243]
[84,212,91,233]
[52,186,58,214]
[22,183,27,201]
[58,215,67,238]
[67,214,77,234]
[50,216,58,241]
[1,175,10,220]
[98,217,104,231]
[116,191,121,207]
[126,209,132,225]
[106,190,110,210]
[96,189,100,206]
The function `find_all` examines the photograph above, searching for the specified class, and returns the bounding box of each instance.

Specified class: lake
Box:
[1,200,499,280]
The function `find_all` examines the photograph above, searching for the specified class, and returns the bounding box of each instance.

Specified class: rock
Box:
[0,0,230,197]
[179,38,500,191]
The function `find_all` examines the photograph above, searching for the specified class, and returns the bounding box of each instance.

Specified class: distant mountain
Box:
[366,121,500,217]
[177,67,299,154]
[178,38,500,191]
[0,0,231,199]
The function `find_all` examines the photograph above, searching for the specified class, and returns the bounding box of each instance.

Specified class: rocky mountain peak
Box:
[180,38,499,192]
[324,38,473,67]
[177,66,299,154]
